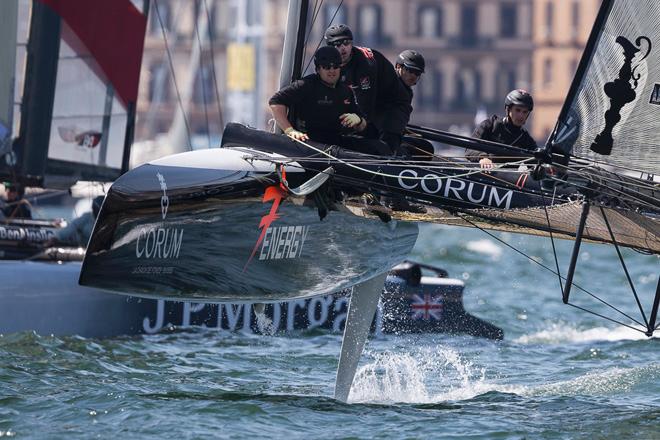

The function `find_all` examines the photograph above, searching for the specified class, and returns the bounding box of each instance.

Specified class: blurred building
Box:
[136,0,598,146]
[531,0,599,143]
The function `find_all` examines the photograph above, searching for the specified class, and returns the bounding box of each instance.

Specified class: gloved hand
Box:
[339,113,362,128]
[284,127,309,141]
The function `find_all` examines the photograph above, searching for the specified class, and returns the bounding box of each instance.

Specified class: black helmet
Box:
[396,50,425,73]
[324,24,353,45]
[313,46,342,67]
[504,89,534,111]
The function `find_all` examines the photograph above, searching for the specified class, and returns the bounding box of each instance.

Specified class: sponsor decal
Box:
[0,225,53,243]
[134,172,184,261]
[650,83,660,105]
[142,295,362,335]
[397,169,514,209]
[57,126,102,148]
[157,172,169,219]
[410,293,443,320]
[135,227,184,259]
[359,76,370,90]
[243,185,310,271]
[258,225,309,261]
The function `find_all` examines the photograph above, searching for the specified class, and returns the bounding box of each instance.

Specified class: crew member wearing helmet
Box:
[393,50,433,158]
[324,24,410,154]
[468,89,538,169]
[269,46,368,147]
[1,182,32,219]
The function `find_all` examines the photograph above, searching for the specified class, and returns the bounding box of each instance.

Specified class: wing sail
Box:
[548,0,660,177]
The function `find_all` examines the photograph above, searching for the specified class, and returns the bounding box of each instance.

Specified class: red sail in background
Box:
[38,0,147,107]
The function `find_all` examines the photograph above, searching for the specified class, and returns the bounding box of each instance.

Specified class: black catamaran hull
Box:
[79,149,419,301]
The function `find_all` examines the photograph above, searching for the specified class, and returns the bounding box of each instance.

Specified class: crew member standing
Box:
[324,24,410,154]
[468,89,538,169]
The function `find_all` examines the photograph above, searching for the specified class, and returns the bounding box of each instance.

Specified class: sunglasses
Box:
[330,39,352,47]
[320,63,340,70]
[404,66,423,77]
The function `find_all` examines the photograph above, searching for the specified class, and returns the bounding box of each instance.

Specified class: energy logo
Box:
[243,185,310,272]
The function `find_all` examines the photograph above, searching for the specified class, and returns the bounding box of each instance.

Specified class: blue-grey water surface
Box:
[1,224,658,439]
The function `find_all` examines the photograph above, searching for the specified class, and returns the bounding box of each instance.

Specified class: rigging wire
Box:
[457,215,647,329]
[202,0,225,131]
[302,0,345,75]
[599,206,650,328]
[541,191,565,293]
[153,0,193,148]
[192,0,211,149]
[300,0,324,74]
[544,170,659,213]
[285,136,536,180]
[558,161,660,196]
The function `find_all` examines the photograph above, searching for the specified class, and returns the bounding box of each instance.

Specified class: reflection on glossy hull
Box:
[80,154,419,302]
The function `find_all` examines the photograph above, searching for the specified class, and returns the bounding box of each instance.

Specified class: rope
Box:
[202,0,225,130]
[284,136,536,181]
[459,215,647,328]
[153,0,192,147]
[192,1,211,149]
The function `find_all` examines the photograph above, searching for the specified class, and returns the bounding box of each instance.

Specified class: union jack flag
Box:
[410,293,443,320]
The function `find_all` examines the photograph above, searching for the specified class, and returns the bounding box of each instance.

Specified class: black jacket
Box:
[467,115,537,163]
[269,74,363,145]
[341,47,410,137]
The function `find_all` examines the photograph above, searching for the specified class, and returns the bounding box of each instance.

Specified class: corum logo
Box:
[243,185,287,272]
[156,172,169,219]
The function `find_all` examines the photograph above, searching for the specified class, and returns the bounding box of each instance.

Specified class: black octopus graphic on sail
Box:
[591,36,651,155]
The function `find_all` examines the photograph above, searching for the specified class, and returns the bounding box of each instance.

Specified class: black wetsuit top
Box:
[467,115,538,163]
[269,73,362,145]
[340,47,410,150]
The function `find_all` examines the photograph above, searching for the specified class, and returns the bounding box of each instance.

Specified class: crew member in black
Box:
[269,46,367,146]
[393,50,435,160]
[1,182,32,220]
[467,89,538,170]
[324,24,411,154]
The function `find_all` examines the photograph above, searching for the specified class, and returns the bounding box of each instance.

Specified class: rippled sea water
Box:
[1,225,658,439]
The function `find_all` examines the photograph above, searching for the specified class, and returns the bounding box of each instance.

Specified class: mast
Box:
[17,0,61,186]
[0,0,18,162]
[278,0,309,90]
[122,0,150,174]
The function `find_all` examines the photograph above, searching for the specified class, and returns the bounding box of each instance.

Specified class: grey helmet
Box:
[504,89,534,111]
[324,24,353,45]
[396,50,425,73]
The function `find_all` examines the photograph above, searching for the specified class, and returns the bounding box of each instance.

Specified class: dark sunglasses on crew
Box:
[404,67,422,77]
[320,63,340,70]
[330,39,352,47]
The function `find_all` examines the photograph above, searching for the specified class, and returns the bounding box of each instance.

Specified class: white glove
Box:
[284,127,309,141]
[340,113,362,128]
